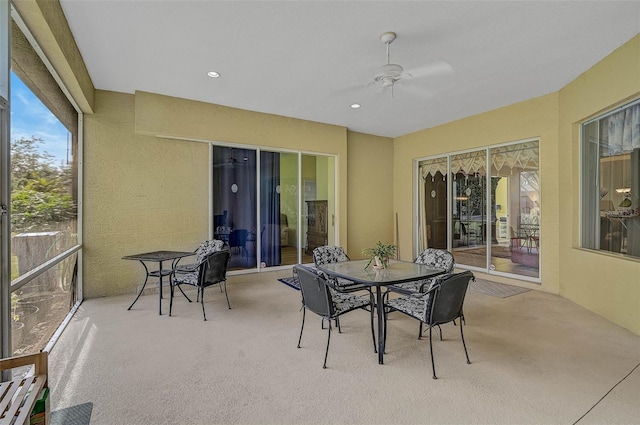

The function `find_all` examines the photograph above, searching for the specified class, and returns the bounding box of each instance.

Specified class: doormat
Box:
[470,278,531,298]
[277,277,300,290]
[51,402,93,425]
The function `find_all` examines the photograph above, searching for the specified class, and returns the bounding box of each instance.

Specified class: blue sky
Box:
[10,71,71,166]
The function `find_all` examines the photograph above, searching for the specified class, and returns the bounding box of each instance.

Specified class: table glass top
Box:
[317,259,445,285]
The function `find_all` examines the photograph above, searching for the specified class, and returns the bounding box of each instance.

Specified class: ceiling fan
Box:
[369,32,453,98]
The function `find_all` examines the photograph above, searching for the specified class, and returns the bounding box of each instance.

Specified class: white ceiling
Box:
[58,1,640,139]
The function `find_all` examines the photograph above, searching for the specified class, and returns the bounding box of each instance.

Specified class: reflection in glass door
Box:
[260,150,300,268]
[212,146,257,271]
[418,156,448,252]
[274,152,299,266]
[450,150,488,269]
[490,142,539,278]
[302,154,335,264]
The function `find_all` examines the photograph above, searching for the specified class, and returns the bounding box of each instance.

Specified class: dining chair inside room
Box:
[295,265,376,368]
[229,229,249,257]
[384,271,475,379]
[170,250,231,320]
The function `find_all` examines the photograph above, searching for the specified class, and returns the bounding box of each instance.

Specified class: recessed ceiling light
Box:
[350,103,361,109]
[207,71,221,78]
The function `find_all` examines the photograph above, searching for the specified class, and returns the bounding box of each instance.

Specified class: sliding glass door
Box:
[212,146,334,271]
[417,140,540,281]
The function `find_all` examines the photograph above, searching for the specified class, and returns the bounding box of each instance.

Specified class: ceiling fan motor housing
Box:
[374,63,404,87]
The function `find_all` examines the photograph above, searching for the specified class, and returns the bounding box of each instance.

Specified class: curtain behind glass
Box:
[260,151,281,267]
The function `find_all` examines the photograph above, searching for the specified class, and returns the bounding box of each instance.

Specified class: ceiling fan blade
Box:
[394,81,436,98]
[405,60,453,79]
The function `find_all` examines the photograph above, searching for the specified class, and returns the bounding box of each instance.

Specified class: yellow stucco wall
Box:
[346,131,395,259]
[558,34,640,334]
[83,91,211,297]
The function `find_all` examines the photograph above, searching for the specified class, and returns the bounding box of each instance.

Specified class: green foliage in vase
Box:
[362,241,397,269]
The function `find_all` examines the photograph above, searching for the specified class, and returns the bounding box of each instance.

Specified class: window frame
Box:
[580,98,640,259]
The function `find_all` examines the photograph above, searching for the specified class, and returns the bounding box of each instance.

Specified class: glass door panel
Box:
[489,142,539,278]
[277,152,299,266]
[301,154,335,264]
[260,150,300,268]
[212,146,257,271]
[451,150,487,268]
[418,156,448,252]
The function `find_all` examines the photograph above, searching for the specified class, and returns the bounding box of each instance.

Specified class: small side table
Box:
[123,250,193,315]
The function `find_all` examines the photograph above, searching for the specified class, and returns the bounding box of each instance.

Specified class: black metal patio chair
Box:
[295,264,376,368]
[170,250,231,320]
[384,271,475,379]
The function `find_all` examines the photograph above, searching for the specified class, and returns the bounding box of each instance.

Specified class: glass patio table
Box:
[123,250,194,315]
[317,259,445,364]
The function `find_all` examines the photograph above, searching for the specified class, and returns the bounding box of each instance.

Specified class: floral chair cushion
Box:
[386,249,454,295]
[386,275,449,322]
[415,248,455,272]
[386,292,431,322]
[176,239,225,272]
[173,269,199,286]
[312,246,364,292]
[195,239,225,263]
[312,246,349,266]
[330,291,371,314]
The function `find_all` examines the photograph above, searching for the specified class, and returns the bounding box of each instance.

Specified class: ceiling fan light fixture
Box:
[207,71,220,78]
[350,103,361,109]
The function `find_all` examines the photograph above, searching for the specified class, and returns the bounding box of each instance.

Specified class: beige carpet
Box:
[469,278,531,298]
[47,270,640,425]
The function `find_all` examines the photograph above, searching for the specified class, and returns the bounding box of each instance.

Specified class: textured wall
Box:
[558,34,640,334]
[83,91,210,298]
[346,131,395,259]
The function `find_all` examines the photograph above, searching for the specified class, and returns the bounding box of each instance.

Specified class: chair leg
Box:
[323,318,332,369]
[369,293,377,353]
[460,319,471,365]
[418,322,423,339]
[169,280,175,317]
[200,287,207,321]
[297,307,306,348]
[429,325,437,379]
[438,324,443,341]
[222,281,231,309]
[127,274,149,310]
[177,283,192,303]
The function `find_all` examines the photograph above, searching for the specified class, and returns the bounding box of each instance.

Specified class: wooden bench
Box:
[0,351,49,425]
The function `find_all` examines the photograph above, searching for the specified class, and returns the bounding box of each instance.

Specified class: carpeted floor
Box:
[470,278,531,298]
[47,270,640,425]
